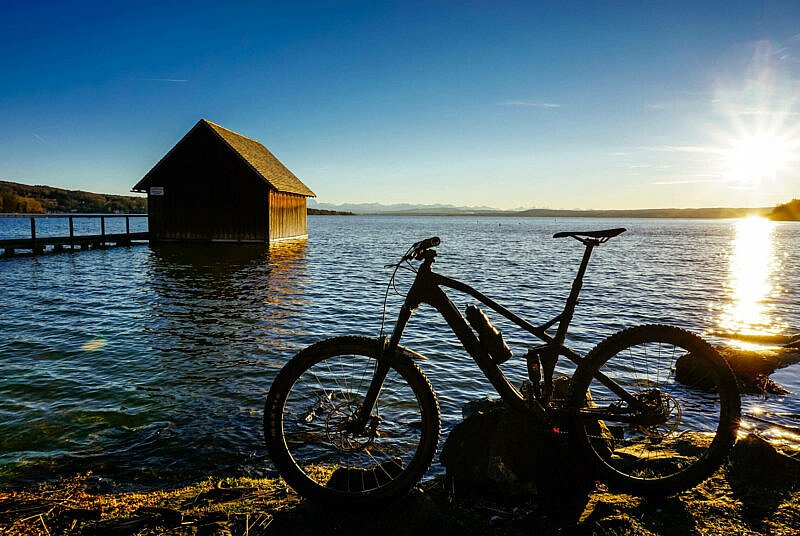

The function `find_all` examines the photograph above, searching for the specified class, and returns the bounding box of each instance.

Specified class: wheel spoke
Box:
[572,326,739,493]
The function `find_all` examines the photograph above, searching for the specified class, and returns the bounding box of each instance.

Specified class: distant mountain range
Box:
[308,199,775,219]
[308,199,501,214]
[1,180,793,220]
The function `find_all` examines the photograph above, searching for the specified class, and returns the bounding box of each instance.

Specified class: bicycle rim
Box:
[569,325,739,494]
[266,337,439,503]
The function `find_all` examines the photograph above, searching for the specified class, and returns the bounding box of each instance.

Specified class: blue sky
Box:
[1,1,799,209]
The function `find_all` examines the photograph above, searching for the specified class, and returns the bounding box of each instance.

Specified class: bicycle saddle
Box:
[552,228,627,239]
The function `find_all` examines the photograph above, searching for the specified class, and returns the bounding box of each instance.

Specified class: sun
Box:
[723,133,793,185]
[705,40,800,194]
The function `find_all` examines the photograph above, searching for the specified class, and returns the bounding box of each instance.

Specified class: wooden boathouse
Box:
[132,119,315,242]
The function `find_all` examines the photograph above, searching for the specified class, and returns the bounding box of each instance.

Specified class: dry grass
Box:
[2,458,799,535]
[0,473,301,535]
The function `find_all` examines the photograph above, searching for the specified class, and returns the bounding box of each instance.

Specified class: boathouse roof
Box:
[132,119,315,197]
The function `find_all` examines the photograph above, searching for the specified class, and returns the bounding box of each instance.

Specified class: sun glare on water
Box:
[717,216,785,347]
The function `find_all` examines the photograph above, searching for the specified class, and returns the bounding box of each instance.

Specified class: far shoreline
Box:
[311,208,776,219]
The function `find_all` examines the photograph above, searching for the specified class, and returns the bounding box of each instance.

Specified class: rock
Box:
[59,507,101,522]
[462,397,502,420]
[53,507,102,533]
[729,433,800,486]
[197,521,233,536]
[578,504,651,536]
[326,458,404,492]
[676,347,800,394]
[440,377,596,510]
[713,331,800,346]
[720,346,800,377]
[83,475,116,494]
[135,506,182,528]
[267,491,465,536]
[588,513,649,535]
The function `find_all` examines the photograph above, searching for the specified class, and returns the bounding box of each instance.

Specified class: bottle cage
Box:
[465,305,513,365]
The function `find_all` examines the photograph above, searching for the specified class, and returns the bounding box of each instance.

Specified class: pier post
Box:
[0,214,147,258]
[30,217,38,254]
[69,216,75,250]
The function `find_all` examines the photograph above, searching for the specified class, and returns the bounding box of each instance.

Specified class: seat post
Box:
[554,239,597,344]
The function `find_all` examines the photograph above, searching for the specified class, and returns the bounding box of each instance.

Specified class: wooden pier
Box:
[0,214,149,257]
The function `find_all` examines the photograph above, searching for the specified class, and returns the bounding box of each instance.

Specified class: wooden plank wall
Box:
[269,191,307,240]
[150,182,268,241]
[143,126,309,242]
[146,126,270,242]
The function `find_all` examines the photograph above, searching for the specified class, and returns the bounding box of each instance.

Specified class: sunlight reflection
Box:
[717,217,785,347]
[81,338,107,351]
[763,426,800,447]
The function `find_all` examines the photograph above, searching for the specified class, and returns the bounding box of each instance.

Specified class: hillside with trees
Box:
[307,207,355,215]
[769,199,800,221]
[0,180,146,214]
[0,188,44,213]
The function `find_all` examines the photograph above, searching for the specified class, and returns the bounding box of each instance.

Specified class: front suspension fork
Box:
[352,304,414,430]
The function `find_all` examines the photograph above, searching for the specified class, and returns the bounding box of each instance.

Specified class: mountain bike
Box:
[264,229,741,505]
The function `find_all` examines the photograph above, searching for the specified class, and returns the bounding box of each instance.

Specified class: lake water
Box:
[0,215,148,241]
[1,215,799,487]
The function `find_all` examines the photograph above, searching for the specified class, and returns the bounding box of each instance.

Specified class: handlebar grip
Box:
[405,236,441,260]
[411,236,440,251]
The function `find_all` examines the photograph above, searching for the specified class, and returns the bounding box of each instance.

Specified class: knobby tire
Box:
[264,336,441,506]
[568,325,741,496]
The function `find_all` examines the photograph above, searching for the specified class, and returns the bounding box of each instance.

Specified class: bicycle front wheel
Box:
[264,336,440,506]
[568,325,740,496]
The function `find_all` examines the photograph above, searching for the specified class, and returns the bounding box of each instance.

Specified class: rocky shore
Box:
[2,431,799,535]
[3,341,800,535]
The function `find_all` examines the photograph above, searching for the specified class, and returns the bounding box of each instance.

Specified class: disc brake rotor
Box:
[634,390,682,440]
[325,401,380,452]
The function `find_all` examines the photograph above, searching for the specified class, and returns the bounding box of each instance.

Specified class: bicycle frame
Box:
[356,240,647,428]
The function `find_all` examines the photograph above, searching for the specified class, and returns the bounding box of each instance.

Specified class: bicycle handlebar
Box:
[404,236,441,260]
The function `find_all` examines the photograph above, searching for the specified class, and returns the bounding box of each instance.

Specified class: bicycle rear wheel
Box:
[568,325,740,495]
[264,336,440,506]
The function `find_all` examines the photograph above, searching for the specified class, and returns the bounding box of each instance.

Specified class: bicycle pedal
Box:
[465,305,513,364]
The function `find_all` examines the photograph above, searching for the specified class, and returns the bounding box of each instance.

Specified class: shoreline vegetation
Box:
[1,180,797,220]
[0,180,146,214]
[306,207,355,216]
[768,198,800,221]
[2,434,798,535]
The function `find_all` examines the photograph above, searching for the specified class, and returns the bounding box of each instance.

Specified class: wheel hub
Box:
[634,389,682,440]
[325,401,380,452]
